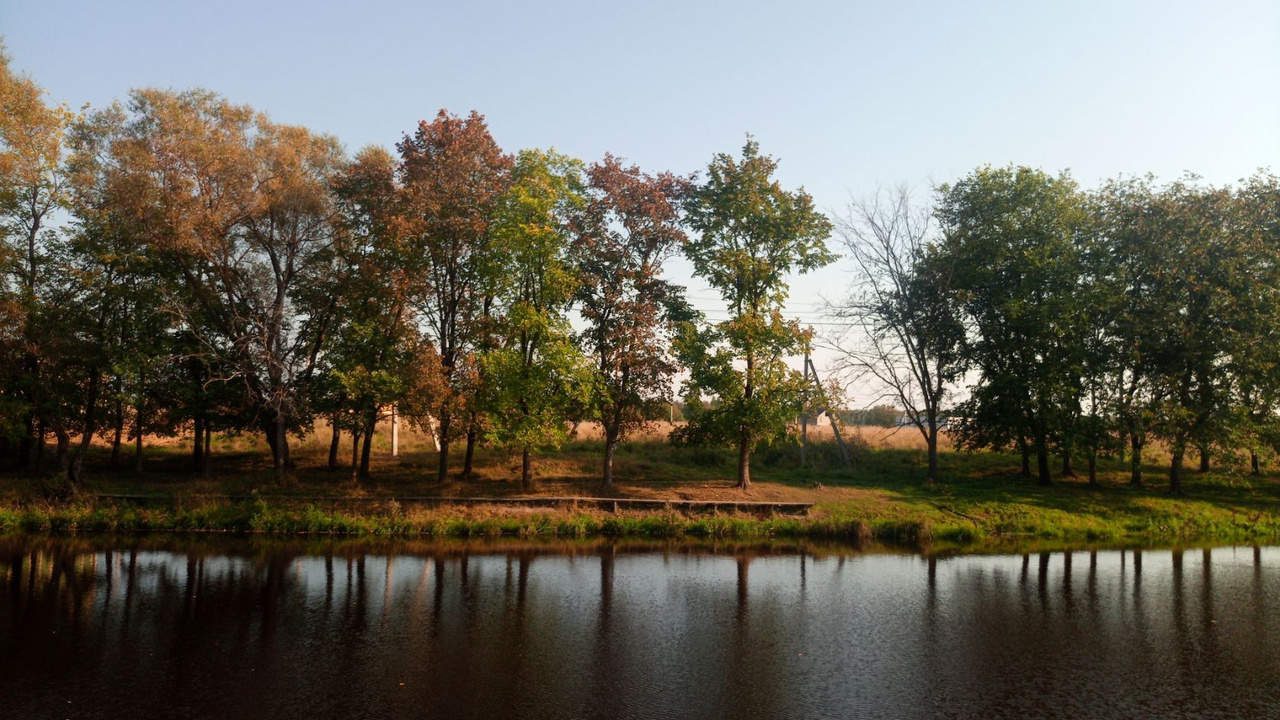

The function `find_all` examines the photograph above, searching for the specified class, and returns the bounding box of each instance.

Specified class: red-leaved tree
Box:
[572,155,690,486]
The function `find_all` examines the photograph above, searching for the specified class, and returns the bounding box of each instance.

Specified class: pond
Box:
[2,536,1278,719]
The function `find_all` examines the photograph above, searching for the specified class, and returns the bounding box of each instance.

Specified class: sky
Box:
[4,0,1279,402]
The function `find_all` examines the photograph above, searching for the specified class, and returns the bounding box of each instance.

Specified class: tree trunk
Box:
[134,412,143,476]
[350,428,362,481]
[262,415,279,463]
[190,359,205,470]
[1061,452,1075,478]
[1198,445,1210,473]
[110,402,124,469]
[1169,446,1184,495]
[67,444,86,489]
[1251,451,1260,477]
[1087,451,1098,487]
[1036,437,1052,486]
[17,414,33,468]
[193,414,205,469]
[603,425,619,487]
[740,349,754,492]
[1130,434,1143,486]
[328,421,340,470]
[462,427,478,481]
[66,372,102,488]
[53,428,70,479]
[1018,437,1031,478]
[34,421,46,471]
[274,412,289,480]
[737,434,752,490]
[202,426,212,475]
[436,411,451,484]
[359,411,374,478]
[521,447,532,490]
[926,425,939,485]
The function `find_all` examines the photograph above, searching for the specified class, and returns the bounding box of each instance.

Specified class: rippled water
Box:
[2,537,1278,719]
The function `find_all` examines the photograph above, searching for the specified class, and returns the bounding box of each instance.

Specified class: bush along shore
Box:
[2,492,1279,549]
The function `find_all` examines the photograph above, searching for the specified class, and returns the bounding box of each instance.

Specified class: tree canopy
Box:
[2,43,1280,499]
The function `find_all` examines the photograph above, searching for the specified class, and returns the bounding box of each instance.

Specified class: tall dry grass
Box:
[91,417,941,460]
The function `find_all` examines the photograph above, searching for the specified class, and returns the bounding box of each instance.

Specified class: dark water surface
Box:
[2,537,1279,719]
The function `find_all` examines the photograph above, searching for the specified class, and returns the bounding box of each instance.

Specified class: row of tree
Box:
[0,48,832,490]
[7,45,1276,496]
[836,167,1280,492]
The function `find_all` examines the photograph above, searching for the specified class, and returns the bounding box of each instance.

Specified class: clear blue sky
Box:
[5,0,1278,396]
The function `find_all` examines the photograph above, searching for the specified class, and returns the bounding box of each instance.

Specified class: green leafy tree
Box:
[1234,172,1280,476]
[858,405,906,428]
[674,138,834,490]
[481,149,591,489]
[1142,179,1241,493]
[937,166,1088,486]
[1068,209,1119,487]
[1093,176,1245,492]
[1089,176,1170,485]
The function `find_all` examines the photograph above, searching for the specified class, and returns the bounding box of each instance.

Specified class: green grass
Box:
[1,485,1276,548]
[817,455,1280,546]
[3,432,1279,550]
[0,501,812,540]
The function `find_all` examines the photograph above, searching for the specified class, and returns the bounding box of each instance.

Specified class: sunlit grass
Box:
[2,420,1278,548]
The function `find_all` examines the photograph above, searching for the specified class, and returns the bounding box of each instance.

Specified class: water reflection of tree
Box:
[587,546,626,720]
[5,538,1279,719]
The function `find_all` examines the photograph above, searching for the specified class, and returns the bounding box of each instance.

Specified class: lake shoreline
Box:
[3,489,1278,552]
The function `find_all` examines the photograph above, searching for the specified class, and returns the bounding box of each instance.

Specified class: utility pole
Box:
[800,352,810,467]
[805,355,850,469]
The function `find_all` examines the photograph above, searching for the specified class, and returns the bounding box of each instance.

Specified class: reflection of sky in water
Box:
[3,543,1279,719]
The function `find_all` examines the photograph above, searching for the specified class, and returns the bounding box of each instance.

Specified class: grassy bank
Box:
[3,423,1279,549]
[2,484,1277,549]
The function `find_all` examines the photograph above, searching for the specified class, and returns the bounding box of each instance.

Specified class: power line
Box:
[700,317,855,327]
[684,298,834,310]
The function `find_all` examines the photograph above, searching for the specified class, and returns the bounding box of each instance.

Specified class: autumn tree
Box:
[86,89,345,479]
[66,108,177,477]
[324,145,430,478]
[397,110,512,483]
[0,49,153,487]
[480,149,591,489]
[675,138,834,490]
[0,44,74,467]
[572,155,690,486]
